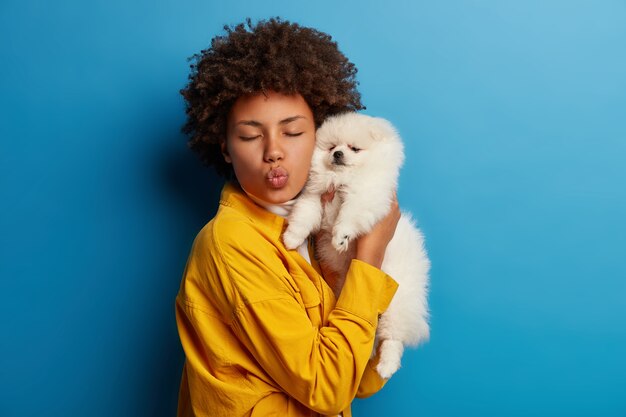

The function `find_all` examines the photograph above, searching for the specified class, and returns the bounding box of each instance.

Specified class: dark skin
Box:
[180,18,365,178]
[320,189,400,271]
[222,91,400,275]
[356,194,400,269]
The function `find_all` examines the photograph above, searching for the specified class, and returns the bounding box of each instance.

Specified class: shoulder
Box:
[190,206,292,302]
[200,205,279,260]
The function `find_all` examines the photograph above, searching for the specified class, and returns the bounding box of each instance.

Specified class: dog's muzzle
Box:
[332,150,345,165]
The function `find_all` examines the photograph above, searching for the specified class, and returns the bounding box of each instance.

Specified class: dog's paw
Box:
[376,339,404,379]
[282,229,306,250]
[376,359,400,380]
[331,226,353,252]
[331,234,350,252]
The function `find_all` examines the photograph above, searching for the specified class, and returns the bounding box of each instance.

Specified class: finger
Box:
[390,191,399,209]
[321,187,336,205]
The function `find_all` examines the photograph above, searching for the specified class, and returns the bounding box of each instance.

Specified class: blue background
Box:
[1,1,625,416]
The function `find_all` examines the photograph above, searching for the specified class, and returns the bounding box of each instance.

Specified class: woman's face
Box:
[223,91,316,204]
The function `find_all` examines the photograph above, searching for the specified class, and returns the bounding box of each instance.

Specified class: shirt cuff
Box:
[335,259,399,326]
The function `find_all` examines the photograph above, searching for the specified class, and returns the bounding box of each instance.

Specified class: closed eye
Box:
[329,145,336,151]
[285,132,304,137]
[239,135,261,141]
[349,145,362,153]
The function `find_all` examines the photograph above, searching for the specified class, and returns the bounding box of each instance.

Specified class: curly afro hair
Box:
[180,17,365,178]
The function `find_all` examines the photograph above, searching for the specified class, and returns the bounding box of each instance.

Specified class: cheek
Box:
[291,139,315,179]
[305,146,317,170]
[349,151,362,162]
[303,140,316,161]
[228,139,258,164]
[293,135,315,159]
[227,150,259,183]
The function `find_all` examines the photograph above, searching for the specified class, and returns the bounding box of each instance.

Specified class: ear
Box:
[368,118,394,141]
[220,140,232,163]
[369,128,387,142]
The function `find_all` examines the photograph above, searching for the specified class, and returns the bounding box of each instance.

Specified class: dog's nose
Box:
[333,150,343,159]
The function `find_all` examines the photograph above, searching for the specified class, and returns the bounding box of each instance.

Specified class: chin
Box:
[263,186,301,204]
[282,112,431,380]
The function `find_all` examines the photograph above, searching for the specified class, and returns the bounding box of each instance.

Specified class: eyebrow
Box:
[235,115,306,127]
[279,115,306,125]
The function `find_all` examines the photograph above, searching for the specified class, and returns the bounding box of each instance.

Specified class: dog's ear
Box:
[369,129,386,141]
[368,118,393,141]
[369,118,389,142]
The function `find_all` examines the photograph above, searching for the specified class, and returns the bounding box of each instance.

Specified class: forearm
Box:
[231,260,398,414]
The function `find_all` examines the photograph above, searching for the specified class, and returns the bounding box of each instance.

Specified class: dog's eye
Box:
[349,146,361,153]
[329,145,336,151]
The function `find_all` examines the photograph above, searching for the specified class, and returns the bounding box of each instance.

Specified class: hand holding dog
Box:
[284,113,430,379]
[355,193,400,269]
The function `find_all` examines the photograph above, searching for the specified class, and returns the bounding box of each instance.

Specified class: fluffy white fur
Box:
[282,112,431,379]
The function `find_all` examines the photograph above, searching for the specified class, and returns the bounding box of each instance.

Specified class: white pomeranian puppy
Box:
[282,112,431,379]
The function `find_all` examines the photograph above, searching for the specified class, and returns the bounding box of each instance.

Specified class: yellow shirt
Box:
[175,183,399,417]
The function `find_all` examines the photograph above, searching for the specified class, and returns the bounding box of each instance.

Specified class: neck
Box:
[240,185,297,218]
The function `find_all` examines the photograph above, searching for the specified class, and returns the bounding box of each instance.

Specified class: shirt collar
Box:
[219,181,322,274]
[219,182,286,238]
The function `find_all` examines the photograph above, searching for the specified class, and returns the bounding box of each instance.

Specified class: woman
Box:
[175,18,400,417]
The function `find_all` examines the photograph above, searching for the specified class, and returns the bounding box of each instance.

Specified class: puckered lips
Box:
[266,167,289,189]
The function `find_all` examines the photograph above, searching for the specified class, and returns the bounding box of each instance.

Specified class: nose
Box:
[264,135,284,163]
[333,150,343,160]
